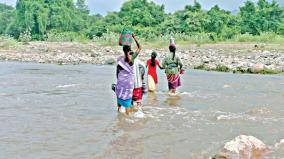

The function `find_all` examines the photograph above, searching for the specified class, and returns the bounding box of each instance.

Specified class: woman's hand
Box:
[132,32,141,53]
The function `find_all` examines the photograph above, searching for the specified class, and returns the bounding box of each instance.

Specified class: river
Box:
[0,62,283,159]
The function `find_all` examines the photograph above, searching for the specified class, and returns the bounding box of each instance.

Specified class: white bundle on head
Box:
[170,35,175,47]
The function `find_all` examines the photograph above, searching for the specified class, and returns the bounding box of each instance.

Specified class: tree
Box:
[205,5,231,35]
[1,0,283,41]
[7,0,92,39]
[46,0,90,33]
[256,0,283,32]
[239,0,284,35]
[0,3,15,34]
[185,0,201,12]
[239,1,258,34]
[8,0,49,39]
[119,0,165,27]
[0,3,14,12]
[161,1,207,34]
[76,0,89,14]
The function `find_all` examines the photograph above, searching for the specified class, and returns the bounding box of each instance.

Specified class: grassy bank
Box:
[92,32,284,48]
[194,64,284,75]
[1,32,284,49]
[0,35,17,49]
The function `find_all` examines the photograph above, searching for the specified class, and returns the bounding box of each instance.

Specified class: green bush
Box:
[93,31,119,46]
[0,35,17,48]
[194,64,207,70]
[215,65,230,72]
[231,32,284,43]
[47,30,89,42]
[190,32,215,44]
[18,28,32,44]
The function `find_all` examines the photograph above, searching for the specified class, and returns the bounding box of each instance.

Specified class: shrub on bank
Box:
[233,67,283,74]
[18,28,32,44]
[0,35,17,48]
[230,32,284,43]
[47,30,89,43]
[1,30,284,48]
[92,31,119,46]
[91,31,284,47]
[216,65,230,72]
[195,64,283,74]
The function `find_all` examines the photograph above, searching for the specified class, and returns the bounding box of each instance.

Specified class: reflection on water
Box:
[147,92,158,106]
[0,62,284,159]
[164,95,182,107]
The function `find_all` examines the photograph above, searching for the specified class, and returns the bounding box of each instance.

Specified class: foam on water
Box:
[56,84,80,88]
[223,84,231,88]
[154,91,192,96]
[275,139,284,149]
[136,105,216,130]
[188,90,219,99]
[141,105,190,121]
[215,108,284,123]
[246,106,271,115]
[133,110,145,118]
[0,93,14,96]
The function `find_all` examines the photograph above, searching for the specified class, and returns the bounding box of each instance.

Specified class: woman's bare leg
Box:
[170,89,176,94]
[117,104,121,112]
[126,108,131,115]
[135,102,142,111]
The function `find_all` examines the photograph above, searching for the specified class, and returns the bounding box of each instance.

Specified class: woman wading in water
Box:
[115,32,141,115]
[146,51,163,92]
[162,36,184,95]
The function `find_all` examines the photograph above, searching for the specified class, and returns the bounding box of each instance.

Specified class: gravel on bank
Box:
[0,42,283,74]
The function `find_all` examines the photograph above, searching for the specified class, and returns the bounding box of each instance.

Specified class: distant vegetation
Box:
[0,0,283,44]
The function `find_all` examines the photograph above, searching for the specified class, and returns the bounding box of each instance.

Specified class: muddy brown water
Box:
[0,62,283,159]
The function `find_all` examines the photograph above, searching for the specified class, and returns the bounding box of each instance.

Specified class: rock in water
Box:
[251,63,265,73]
[275,139,284,149]
[134,109,145,118]
[213,135,271,159]
[104,58,116,65]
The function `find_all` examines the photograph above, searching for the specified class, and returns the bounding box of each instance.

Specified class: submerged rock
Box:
[104,58,116,65]
[275,139,284,149]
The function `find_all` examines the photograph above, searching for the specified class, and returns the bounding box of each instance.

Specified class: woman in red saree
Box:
[146,52,163,92]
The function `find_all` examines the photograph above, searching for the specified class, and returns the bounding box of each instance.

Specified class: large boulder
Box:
[213,135,271,159]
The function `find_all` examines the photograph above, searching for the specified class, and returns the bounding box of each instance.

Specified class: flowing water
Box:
[0,62,284,159]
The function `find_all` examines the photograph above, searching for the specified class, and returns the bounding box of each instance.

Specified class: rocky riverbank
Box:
[0,42,283,74]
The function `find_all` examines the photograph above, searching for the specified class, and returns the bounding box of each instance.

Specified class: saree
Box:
[116,56,134,100]
[166,74,181,90]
